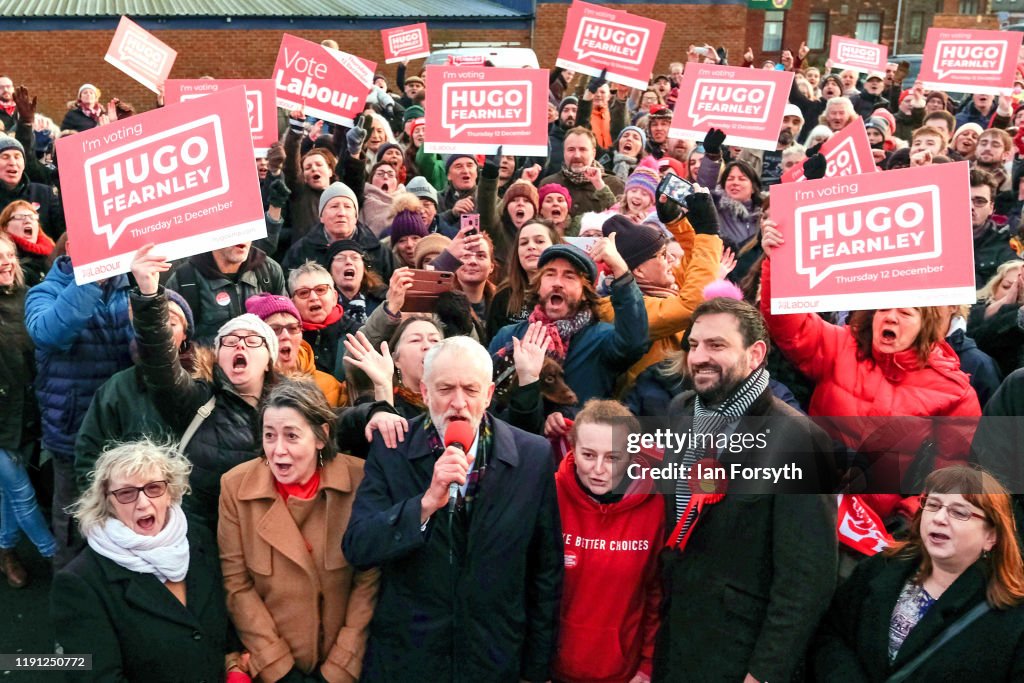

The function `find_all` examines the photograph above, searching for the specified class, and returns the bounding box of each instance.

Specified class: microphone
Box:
[443,420,476,513]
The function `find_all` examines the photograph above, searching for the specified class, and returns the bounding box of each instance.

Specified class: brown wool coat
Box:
[218,456,379,683]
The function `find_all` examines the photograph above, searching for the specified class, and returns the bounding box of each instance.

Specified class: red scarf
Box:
[9,230,55,257]
[0,101,15,116]
[301,304,344,331]
[273,469,321,502]
[81,103,104,123]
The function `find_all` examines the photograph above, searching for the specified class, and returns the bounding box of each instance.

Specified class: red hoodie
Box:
[552,453,665,683]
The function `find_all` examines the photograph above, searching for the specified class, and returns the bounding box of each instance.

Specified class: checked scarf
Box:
[670,365,770,546]
[492,305,591,398]
[560,160,603,186]
[424,414,493,513]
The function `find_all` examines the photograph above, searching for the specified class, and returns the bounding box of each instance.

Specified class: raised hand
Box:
[131,243,171,295]
[512,322,551,385]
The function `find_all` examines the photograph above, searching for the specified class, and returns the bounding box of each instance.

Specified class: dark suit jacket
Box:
[811,555,1024,681]
[654,388,838,683]
[342,414,563,683]
[50,523,230,683]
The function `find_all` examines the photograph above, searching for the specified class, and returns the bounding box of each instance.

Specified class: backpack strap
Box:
[178,396,216,452]
[168,261,201,323]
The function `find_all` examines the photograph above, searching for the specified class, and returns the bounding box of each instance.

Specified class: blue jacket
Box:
[947,327,1002,409]
[489,274,650,407]
[25,257,133,458]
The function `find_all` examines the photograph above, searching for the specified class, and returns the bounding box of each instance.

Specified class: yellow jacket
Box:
[596,216,723,388]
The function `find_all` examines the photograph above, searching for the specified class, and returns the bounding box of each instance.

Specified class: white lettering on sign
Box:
[689,78,775,126]
[573,16,649,65]
[934,40,1007,79]
[442,80,533,136]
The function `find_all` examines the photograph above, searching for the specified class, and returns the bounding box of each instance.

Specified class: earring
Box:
[396,366,403,386]
[983,549,992,560]
[318,449,324,468]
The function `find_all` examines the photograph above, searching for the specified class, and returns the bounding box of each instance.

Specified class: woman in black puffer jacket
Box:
[130,245,280,537]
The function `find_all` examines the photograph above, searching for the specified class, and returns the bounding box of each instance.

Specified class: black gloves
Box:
[482,145,503,180]
[684,192,720,235]
[703,127,726,156]
[268,178,291,209]
[347,115,368,156]
[803,153,828,181]
[655,174,684,225]
[587,68,608,94]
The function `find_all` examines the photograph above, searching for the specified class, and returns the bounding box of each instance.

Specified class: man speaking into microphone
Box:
[343,336,563,682]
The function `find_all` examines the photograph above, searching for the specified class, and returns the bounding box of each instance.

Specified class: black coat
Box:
[50,523,231,683]
[281,220,394,282]
[654,388,838,682]
[131,289,264,535]
[810,555,1024,681]
[973,222,1020,290]
[342,414,563,682]
[0,285,37,450]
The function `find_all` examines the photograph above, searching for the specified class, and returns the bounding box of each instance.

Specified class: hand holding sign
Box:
[761,218,784,259]
[131,243,171,295]
[703,127,726,155]
[803,153,828,181]
[586,68,608,95]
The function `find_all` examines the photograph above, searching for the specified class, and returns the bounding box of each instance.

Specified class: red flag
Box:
[837,494,894,556]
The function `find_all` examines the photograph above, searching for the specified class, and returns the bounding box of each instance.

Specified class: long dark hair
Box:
[501,219,563,316]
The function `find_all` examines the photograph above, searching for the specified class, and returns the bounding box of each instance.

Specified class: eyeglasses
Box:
[269,322,302,336]
[9,213,38,223]
[220,334,267,349]
[920,496,987,522]
[374,169,397,179]
[971,197,991,207]
[332,252,363,264]
[108,481,168,504]
[292,284,333,300]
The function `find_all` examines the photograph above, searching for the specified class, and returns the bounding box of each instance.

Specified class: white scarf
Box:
[86,504,190,583]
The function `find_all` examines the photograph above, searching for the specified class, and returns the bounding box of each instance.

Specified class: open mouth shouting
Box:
[548,206,565,221]
[135,514,157,533]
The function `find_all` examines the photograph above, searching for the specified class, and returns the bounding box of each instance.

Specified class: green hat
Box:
[403,105,425,123]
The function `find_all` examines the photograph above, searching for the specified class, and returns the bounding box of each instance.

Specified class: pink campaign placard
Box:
[104,16,177,93]
[555,0,666,90]
[423,65,549,156]
[382,23,430,64]
[920,27,1024,95]
[768,161,976,314]
[273,34,376,127]
[781,118,876,183]
[164,79,277,156]
[56,88,266,285]
[669,63,793,151]
[829,36,888,75]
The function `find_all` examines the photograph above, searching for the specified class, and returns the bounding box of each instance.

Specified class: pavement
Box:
[1,537,61,681]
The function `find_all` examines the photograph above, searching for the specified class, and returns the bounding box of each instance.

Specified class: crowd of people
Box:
[1,32,1024,682]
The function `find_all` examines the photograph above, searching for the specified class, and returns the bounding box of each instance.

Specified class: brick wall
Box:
[1,26,530,123]
[933,13,1001,30]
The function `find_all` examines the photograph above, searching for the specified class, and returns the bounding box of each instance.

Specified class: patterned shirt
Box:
[889,580,937,663]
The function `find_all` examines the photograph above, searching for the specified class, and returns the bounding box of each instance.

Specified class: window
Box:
[909,11,924,42]
[958,0,979,13]
[763,10,785,53]
[807,11,828,51]
[855,12,882,43]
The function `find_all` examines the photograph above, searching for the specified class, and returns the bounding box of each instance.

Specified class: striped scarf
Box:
[671,365,770,546]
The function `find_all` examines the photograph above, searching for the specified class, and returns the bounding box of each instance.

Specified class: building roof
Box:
[0,0,524,19]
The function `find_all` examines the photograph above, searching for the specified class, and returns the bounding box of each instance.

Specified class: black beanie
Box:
[602,214,666,271]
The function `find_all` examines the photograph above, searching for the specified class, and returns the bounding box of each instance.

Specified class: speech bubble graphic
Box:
[573,17,649,66]
[118,28,169,77]
[934,40,1007,80]
[838,42,882,67]
[795,185,941,288]
[688,78,775,128]
[388,29,424,57]
[441,80,533,137]
[85,115,230,249]
[246,90,263,132]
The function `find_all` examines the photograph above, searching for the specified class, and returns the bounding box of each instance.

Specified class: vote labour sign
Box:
[273,34,376,127]
[164,79,276,156]
[781,118,875,183]
[669,64,793,151]
[829,36,888,75]
[104,16,177,94]
[920,28,1024,95]
[423,65,548,156]
[56,88,266,286]
[555,0,665,90]
[381,24,430,64]
[768,161,975,314]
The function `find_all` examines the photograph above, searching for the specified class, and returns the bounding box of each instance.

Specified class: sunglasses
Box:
[292,284,333,300]
[108,480,168,504]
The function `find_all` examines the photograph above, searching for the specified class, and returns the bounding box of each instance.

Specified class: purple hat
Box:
[245,293,301,322]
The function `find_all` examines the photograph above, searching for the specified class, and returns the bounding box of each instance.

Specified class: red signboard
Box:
[769,161,976,313]
[920,27,1024,95]
[104,16,177,93]
[273,33,376,127]
[56,88,266,285]
[669,63,793,152]
[423,65,549,156]
[381,23,430,64]
[781,118,876,183]
[829,35,888,75]
[164,79,276,156]
[555,0,666,90]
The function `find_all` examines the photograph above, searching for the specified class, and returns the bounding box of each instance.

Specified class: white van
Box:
[424,47,540,69]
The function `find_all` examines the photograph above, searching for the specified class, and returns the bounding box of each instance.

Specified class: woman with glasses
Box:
[219,380,378,682]
[52,439,245,682]
[362,161,405,237]
[811,466,1024,681]
[0,199,54,286]
[969,260,1024,378]
[130,244,279,536]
